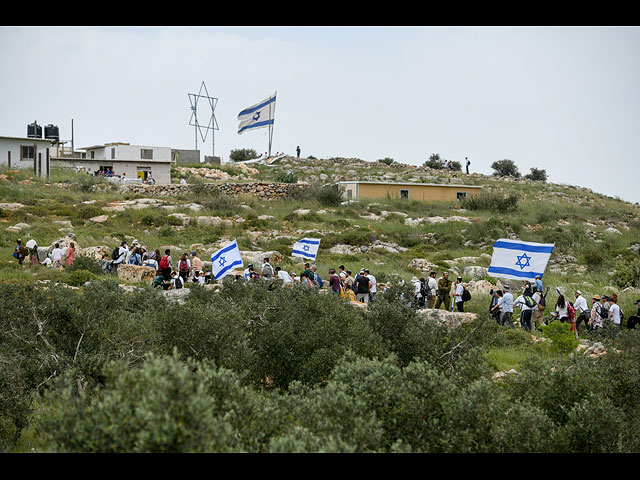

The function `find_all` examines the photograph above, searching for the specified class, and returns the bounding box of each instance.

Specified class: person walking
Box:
[177,253,191,282]
[355,271,371,303]
[434,272,452,311]
[412,276,423,308]
[489,289,501,324]
[454,276,465,312]
[427,271,438,309]
[261,257,274,279]
[366,269,377,303]
[531,288,545,331]
[28,241,39,269]
[534,275,544,293]
[608,293,622,339]
[158,249,172,280]
[329,269,341,295]
[553,294,569,323]
[65,242,76,268]
[111,241,128,274]
[573,290,590,333]
[190,251,203,280]
[588,295,604,332]
[514,285,535,332]
[275,266,293,285]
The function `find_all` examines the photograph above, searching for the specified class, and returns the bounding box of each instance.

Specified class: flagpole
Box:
[268,91,276,157]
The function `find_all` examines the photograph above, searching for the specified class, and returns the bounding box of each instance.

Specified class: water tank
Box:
[27,121,42,139]
[44,124,60,141]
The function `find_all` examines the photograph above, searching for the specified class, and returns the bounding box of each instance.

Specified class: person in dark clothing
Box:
[489,289,501,324]
[627,299,640,329]
[296,146,301,158]
[355,272,371,303]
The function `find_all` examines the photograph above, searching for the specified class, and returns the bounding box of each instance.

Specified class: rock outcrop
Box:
[116,264,157,285]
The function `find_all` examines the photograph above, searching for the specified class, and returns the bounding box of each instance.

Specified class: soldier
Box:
[434,272,453,311]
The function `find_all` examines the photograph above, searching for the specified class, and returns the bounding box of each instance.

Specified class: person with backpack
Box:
[311,264,323,288]
[454,276,465,312]
[412,276,423,308]
[355,271,371,303]
[170,271,184,290]
[329,269,341,295]
[366,269,377,303]
[608,293,622,339]
[177,252,191,282]
[158,249,172,280]
[13,238,28,266]
[531,287,547,331]
[110,241,128,274]
[626,298,640,329]
[190,251,202,280]
[261,257,274,279]
[514,284,536,332]
[588,294,604,332]
[489,289,501,324]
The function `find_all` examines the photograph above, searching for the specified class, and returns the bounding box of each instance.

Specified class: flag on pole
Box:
[237,93,276,135]
[487,238,554,281]
[291,238,320,261]
[210,239,244,281]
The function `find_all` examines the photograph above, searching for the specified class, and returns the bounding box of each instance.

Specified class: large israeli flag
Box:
[291,238,320,261]
[211,239,244,280]
[487,238,554,281]
[237,93,276,135]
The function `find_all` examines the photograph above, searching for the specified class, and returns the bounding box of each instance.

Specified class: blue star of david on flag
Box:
[292,237,320,260]
[515,252,531,270]
[210,239,243,281]
[487,238,555,281]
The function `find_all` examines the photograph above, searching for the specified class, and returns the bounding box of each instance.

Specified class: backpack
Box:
[159,255,169,270]
[600,305,609,319]
[567,302,575,321]
[537,288,548,311]
[524,295,536,309]
[112,246,121,261]
[179,259,189,272]
[462,288,471,302]
[173,275,183,289]
[262,263,273,278]
[420,282,432,300]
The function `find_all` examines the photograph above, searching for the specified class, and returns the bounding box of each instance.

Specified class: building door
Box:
[137,169,150,181]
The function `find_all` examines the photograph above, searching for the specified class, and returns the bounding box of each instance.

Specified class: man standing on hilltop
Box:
[296,146,301,158]
[465,157,470,174]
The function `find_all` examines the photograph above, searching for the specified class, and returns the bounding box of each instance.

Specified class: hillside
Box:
[2,156,639,307]
[1,157,640,453]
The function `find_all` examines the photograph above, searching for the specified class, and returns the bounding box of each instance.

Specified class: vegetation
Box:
[1,159,640,453]
[229,148,260,162]
[491,159,521,177]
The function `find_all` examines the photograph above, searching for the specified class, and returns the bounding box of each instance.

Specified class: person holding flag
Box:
[210,239,244,281]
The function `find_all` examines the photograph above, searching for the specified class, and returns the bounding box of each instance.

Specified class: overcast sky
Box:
[1,26,639,203]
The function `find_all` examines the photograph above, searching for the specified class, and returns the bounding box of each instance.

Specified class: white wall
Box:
[0,137,54,173]
[87,144,171,163]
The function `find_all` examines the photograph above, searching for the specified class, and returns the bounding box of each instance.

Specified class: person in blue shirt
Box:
[534,275,543,293]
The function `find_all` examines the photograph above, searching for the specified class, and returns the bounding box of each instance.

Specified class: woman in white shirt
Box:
[454,277,465,312]
[51,243,63,269]
[553,295,569,322]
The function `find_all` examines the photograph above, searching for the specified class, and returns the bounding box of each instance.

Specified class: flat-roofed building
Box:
[52,142,172,184]
[338,181,482,202]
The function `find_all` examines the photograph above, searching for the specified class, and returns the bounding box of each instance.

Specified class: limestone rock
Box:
[416,308,477,328]
[79,245,111,262]
[408,258,440,274]
[116,264,157,285]
[89,215,109,223]
[197,216,233,228]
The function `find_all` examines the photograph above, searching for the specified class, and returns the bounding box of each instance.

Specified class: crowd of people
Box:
[11,237,640,334]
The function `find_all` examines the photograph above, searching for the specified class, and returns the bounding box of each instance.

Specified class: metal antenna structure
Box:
[188,81,219,161]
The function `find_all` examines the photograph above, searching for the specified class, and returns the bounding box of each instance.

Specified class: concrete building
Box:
[171,149,201,165]
[52,142,172,184]
[338,181,483,202]
[0,135,55,177]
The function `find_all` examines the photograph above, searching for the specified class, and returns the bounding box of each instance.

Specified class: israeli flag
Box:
[211,239,244,280]
[487,238,554,281]
[237,93,276,135]
[291,237,320,261]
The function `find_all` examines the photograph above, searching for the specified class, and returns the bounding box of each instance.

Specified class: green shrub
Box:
[275,171,298,183]
[229,148,259,163]
[491,159,520,177]
[612,256,640,288]
[525,167,548,182]
[460,192,519,212]
[539,322,578,355]
[316,183,345,207]
[65,256,104,276]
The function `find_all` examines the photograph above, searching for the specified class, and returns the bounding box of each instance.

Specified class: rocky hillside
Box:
[1,156,639,313]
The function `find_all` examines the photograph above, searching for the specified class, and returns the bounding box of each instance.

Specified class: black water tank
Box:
[44,124,59,141]
[27,121,42,139]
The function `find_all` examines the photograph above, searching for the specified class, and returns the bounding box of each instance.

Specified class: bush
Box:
[525,167,548,182]
[65,256,104,276]
[316,183,345,207]
[229,148,259,163]
[423,153,445,169]
[460,192,519,212]
[275,171,298,183]
[377,158,394,165]
[612,256,640,288]
[491,159,520,177]
[539,322,579,355]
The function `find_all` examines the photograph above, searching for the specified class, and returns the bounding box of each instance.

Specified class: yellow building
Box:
[338,181,483,202]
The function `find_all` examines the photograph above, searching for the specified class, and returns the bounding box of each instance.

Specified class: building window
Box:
[140,149,153,160]
[111,147,115,160]
[21,145,35,161]
[91,151,95,159]
[400,189,409,199]
[456,192,467,200]
[347,189,353,199]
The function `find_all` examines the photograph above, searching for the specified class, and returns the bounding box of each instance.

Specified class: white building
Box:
[0,135,55,177]
[51,142,172,184]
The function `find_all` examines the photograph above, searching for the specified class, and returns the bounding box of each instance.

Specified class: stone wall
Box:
[118,182,308,199]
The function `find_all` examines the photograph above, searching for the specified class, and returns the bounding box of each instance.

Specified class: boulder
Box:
[79,245,111,262]
[162,288,191,304]
[116,264,157,285]
[168,213,191,225]
[197,216,233,228]
[242,250,285,267]
[416,308,477,328]
[463,266,488,279]
[88,214,109,223]
[330,244,360,256]
[408,258,440,274]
